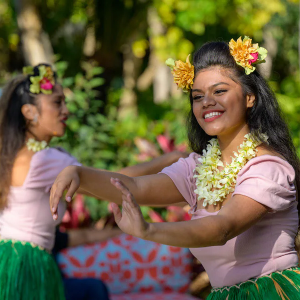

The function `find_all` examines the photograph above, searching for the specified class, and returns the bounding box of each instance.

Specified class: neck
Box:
[26,130,52,144]
[217,124,250,164]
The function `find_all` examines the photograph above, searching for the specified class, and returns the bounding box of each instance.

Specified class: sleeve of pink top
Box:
[232,156,297,211]
[160,152,200,208]
[24,148,81,192]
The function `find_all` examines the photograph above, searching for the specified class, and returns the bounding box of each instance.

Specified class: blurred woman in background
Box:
[0,64,186,300]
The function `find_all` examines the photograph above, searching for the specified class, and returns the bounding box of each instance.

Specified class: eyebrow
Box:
[191,82,230,93]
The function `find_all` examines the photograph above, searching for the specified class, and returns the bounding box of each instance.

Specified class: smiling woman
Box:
[50,38,300,300]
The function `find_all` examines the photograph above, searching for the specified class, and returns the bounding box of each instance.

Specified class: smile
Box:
[203,111,224,122]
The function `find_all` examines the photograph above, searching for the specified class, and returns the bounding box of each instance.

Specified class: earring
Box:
[33,114,38,124]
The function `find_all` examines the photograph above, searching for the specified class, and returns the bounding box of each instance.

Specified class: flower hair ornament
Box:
[166,36,268,91]
[229,36,267,75]
[165,54,194,93]
[23,65,56,95]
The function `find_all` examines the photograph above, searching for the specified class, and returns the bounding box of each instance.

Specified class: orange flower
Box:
[229,36,259,70]
[171,54,194,92]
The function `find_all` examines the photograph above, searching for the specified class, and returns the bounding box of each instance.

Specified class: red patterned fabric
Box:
[57,234,194,295]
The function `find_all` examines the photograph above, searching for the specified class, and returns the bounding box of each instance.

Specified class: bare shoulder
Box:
[256,145,286,161]
[11,147,36,186]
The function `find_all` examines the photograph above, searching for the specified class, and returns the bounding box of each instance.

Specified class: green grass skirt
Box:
[0,239,65,300]
[207,267,300,300]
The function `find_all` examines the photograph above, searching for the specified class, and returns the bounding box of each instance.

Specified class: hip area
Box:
[207,267,300,300]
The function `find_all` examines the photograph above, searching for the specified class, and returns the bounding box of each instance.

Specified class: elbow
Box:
[215,236,228,246]
[213,226,231,246]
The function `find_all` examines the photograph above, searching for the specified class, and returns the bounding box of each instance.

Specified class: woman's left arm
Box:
[110,178,269,248]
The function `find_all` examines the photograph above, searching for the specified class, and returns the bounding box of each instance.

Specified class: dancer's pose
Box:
[0,64,185,300]
[51,37,300,299]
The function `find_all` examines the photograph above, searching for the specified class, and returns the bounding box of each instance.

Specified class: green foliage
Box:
[51,61,189,221]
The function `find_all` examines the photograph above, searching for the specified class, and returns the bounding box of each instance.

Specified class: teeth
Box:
[204,112,222,119]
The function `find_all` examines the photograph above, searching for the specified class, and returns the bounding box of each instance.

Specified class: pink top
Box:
[0,148,81,251]
[161,153,299,288]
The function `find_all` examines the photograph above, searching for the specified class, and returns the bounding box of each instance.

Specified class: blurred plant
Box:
[61,194,91,229]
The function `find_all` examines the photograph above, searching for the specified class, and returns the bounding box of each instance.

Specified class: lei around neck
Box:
[194,133,268,207]
[26,138,49,153]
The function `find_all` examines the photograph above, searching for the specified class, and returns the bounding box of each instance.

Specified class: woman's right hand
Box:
[50,165,80,220]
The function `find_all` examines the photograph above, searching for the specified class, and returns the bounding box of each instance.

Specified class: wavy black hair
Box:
[187,41,300,195]
[0,64,56,209]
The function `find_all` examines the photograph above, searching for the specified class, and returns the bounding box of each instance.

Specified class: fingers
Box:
[111,177,138,206]
[65,180,78,202]
[125,192,138,209]
[50,181,72,220]
[110,203,122,224]
[110,177,130,194]
[50,183,63,220]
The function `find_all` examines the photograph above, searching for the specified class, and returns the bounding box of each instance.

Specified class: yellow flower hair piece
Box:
[166,54,194,92]
[229,36,268,75]
[194,133,269,207]
[23,65,55,95]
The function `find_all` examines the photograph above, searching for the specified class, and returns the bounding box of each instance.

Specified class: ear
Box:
[246,94,255,108]
[21,104,38,122]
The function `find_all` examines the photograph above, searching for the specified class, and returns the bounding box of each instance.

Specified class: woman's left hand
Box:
[110,178,150,239]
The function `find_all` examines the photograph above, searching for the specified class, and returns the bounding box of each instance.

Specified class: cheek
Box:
[192,102,201,117]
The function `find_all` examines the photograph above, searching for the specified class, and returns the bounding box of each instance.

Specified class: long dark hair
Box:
[187,41,300,198]
[0,64,56,210]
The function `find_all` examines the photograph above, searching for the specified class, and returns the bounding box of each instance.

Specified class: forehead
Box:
[37,84,64,103]
[193,67,236,89]
[51,84,64,97]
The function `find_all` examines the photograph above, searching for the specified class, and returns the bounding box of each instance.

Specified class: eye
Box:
[215,89,227,95]
[193,95,203,101]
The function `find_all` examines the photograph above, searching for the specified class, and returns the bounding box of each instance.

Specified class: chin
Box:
[52,129,65,137]
[202,126,224,137]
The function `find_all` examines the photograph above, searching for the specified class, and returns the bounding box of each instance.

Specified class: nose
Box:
[202,95,216,109]
[62,101,69,116]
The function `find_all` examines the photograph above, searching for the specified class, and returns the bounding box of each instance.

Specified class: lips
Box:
[202,110,224,119]
[202,110,224,123]
[61,117,68,126]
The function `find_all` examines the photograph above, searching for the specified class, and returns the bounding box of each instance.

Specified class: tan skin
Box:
[12,83,187,246]
[12,85,68,186]
[50,67,282,248]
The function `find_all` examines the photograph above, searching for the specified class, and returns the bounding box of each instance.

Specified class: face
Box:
[191,67,254,137]
[34,84,69,138]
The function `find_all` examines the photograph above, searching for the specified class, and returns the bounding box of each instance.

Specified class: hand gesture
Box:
[50,165,80,220]
[110,178,150,239]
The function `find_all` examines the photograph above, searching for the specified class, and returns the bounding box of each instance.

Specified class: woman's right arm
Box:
[50,165,185,219]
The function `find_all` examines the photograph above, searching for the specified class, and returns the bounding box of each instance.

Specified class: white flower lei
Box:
[194,133,268,207]
[26,138,48,152]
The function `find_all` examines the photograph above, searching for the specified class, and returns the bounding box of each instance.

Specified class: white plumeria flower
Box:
[26,138,48,153]
[194,132,267,208]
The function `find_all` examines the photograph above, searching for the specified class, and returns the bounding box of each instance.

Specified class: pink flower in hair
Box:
[40,78,54,90]
[249,52,259,64]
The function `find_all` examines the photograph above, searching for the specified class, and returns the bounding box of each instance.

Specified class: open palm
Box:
[110,178,149,238]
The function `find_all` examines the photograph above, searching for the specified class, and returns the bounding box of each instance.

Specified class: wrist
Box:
[142,222,155,241]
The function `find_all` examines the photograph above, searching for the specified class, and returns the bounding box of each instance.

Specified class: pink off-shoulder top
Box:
[0,148,81,251]
[161,153,299,288]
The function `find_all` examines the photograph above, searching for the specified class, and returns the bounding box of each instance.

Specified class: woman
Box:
[50,37,300,299]
[0,64,186,300]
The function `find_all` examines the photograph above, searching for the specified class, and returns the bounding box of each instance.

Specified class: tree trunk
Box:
[118,43,140,120]
[15,0,54,65]
[137,7,177,103]
[258,26,278,79]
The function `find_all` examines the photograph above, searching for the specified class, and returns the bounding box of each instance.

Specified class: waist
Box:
[209,267,300,298]
[0,237,51,253]
[197,252,299,288]
[0,226,55,251]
